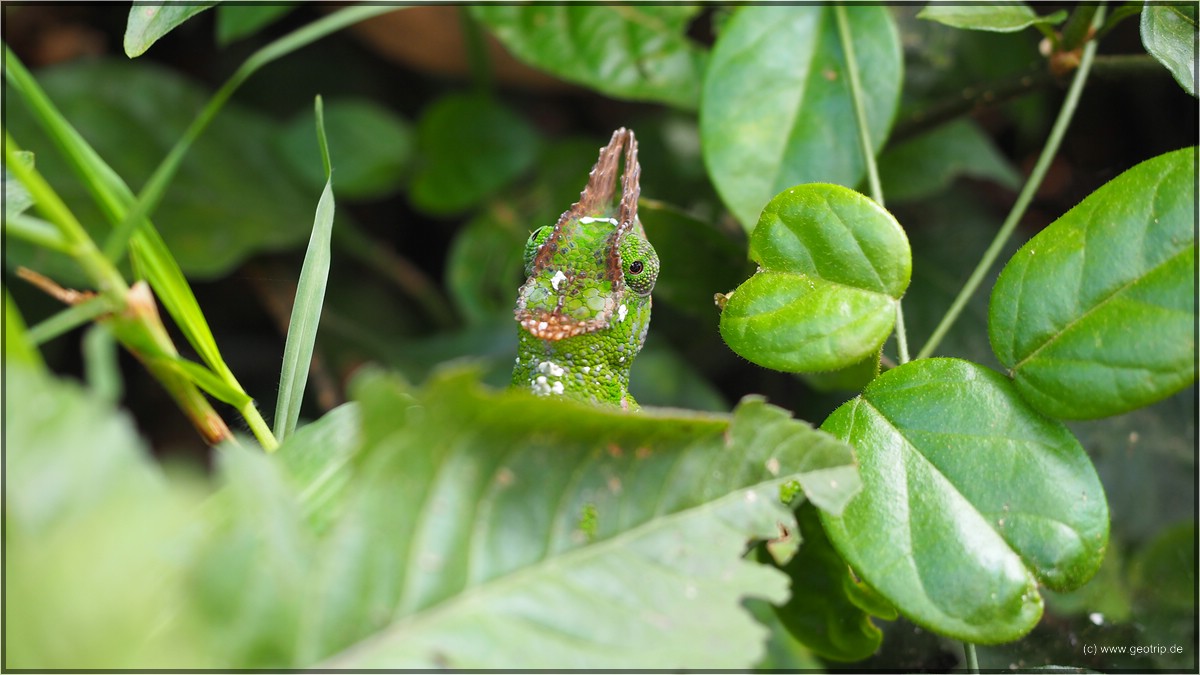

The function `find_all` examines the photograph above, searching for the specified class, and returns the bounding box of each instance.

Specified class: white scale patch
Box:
[537,361,565,377]
[550,270,567,290]
[616,304,628,323]
[532,361,567,396]
[579,216,619,226]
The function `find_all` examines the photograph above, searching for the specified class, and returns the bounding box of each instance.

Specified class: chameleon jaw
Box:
[517,312,609,341]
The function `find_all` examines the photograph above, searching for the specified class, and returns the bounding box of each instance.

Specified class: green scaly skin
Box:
[512,128,659,410]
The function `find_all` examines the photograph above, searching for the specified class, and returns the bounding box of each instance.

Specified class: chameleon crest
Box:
[513,128,659,409]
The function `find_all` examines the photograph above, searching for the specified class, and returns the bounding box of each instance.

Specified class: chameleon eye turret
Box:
[512,128,657,410]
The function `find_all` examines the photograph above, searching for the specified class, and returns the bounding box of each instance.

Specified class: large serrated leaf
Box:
[989,147,1196,420]
[472,5,707,109]
[701,5,902,229]
[719,183,911,373]
[818,359,1109,644]
[295,368,860,668]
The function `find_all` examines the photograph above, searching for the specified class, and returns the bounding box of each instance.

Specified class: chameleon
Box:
[512,128,659,410]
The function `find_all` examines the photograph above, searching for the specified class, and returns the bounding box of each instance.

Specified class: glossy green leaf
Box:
[472,5,707,109]
[124,3,217,57]
[701,5,902,228]
[1141,3,1198,97]
[276,99,336,442]
[719,183,911,372]
[4,59,315,281]
[989,147,1196,420]
[217,3,297,44]
[819,358,1110,644]
[409,94,538,216]
[765,502,883,662]
[878,118,1021,202]
[638,199,750,318]
[276,98,412,200]
[301,368,860,668]
[917,3,1067,33]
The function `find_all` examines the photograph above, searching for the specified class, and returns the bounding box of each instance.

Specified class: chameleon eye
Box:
[619,237,659,297]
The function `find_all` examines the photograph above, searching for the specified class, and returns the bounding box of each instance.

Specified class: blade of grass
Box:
[274,96,336,443]
[4,212,73,253]
[25,296,112,346]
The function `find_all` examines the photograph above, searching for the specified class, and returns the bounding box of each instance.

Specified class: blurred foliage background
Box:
[4,3,1196,670]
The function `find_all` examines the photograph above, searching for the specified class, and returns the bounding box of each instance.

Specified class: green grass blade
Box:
[275,96,336,442]
[4,212,72,253]
[25,297,112,346]
[166,356,253,408]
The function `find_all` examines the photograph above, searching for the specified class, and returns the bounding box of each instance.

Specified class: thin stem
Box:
[242,401,279,452]
[964,642,980,672]
[916,5,1107,361]
[459,6,493,94]
[4,212,73,253]
[837,5,907,366]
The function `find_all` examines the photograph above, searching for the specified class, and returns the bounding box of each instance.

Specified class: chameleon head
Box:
[512,128,659,406]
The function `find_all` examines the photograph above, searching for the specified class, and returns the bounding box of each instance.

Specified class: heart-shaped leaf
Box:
[701,5,902,229]
[818,358,1110,644]
[471,5,707,109]
[719,183,911,373]
[989,147,1196,420]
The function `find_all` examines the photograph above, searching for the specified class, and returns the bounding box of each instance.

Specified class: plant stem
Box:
[964,642,980,672]
[836,5,907,365]
[459,6,493,94]
[915,6,1106,361]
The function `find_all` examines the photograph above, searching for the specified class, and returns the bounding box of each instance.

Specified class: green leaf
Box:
[989,147,1196,420]
[472,5,707,109]
[275,98,337,442]
[917,3,1068,33]
[719,183,912,372]
[124,2,217,57]
[1128,520,1196,614]
[878,118,1021,202]
[819,358,1110,644]
[217,3,297,44]
[627,346,729,412]
[446,208,527,325]
[4,149,35,217]
[5,366,208,668]
[639,199,751,318]
[4,59,316,281]
[764,502,883,662]
[276,402,362,534]
[1141,3,1198,97]
[408,93,538,216]
[276,98,412,200]
[701,5,902,229]
[300,368,860,668]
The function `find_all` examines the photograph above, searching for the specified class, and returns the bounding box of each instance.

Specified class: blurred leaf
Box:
[1045,541,1132,623]
[764,502,883,662]
[276,99,336,442]
[917,3,1067,33]
[989,147,1196,420]
[472,5,707,109]
[1141,3,1198,97]
[638,199,749,318]
[801,350,881,393]
[409,93,538,216]
[749,600,826,670]
[878,118,1021,202]
[446,208,527,325]
[276,402,362,534]
[82,323,122,403]
[189,443,315,668]
[719,184,911,372]
[276,98,412,199]
[217,3,297,44]
[5,366,208,668]
[301,368,859,667]
[701,5,902,228]
[627,344,728,411]
[124,2,217,57]
[4,59,315,282]
[819,358,1110,644]
[1129,520,1196,613]
[4,149,35,217]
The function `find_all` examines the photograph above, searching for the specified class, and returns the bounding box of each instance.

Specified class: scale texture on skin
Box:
[512,128,658,410]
